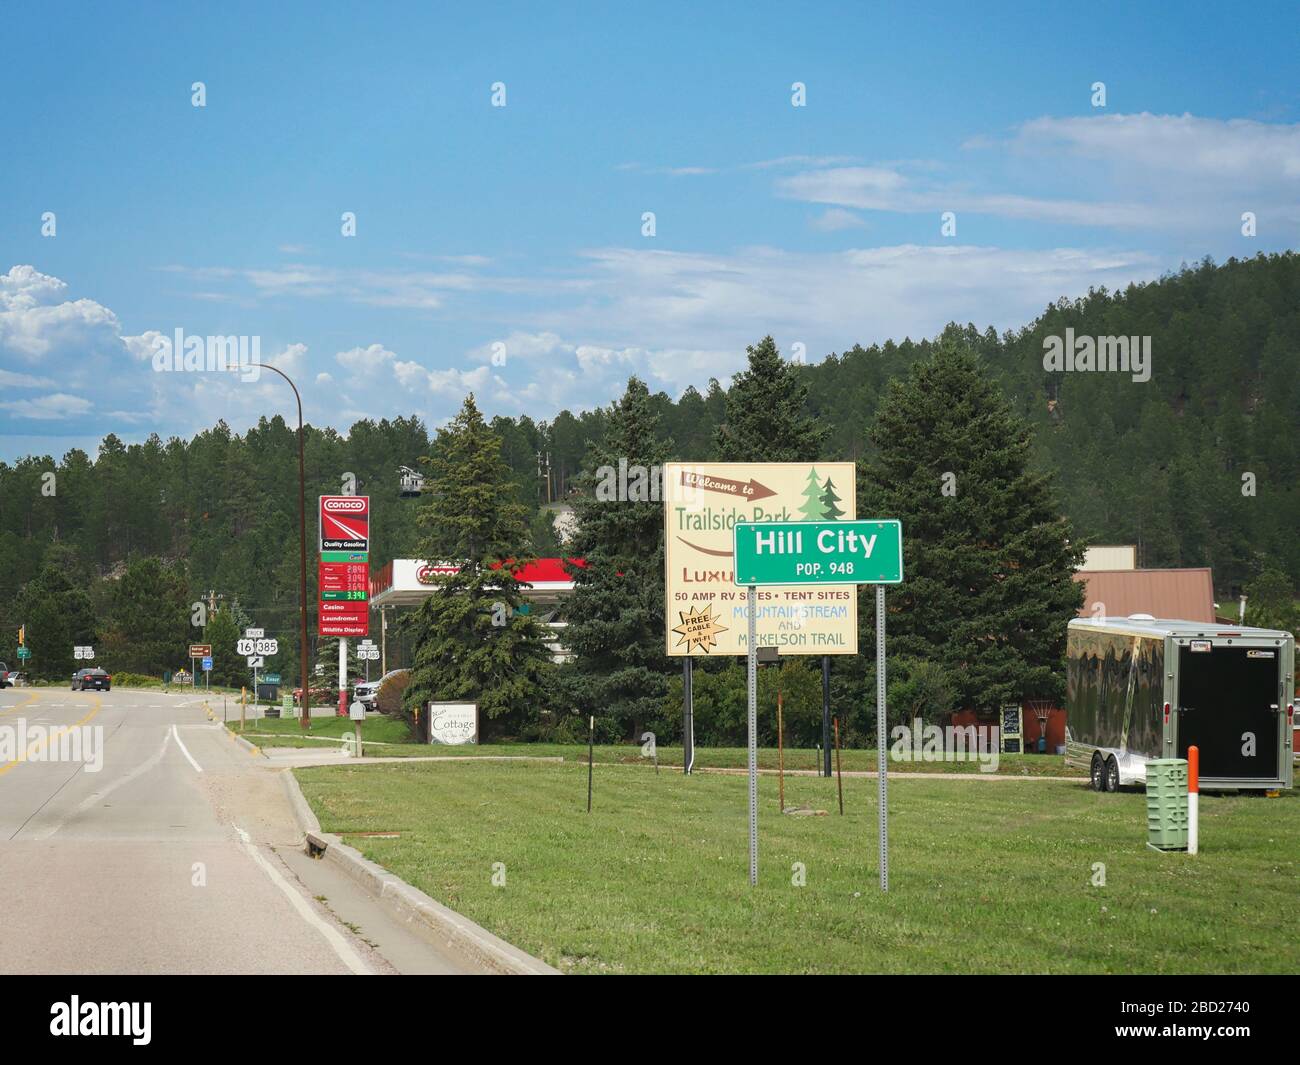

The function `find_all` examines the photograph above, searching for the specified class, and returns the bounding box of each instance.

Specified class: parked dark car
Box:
[72,668,112,691]
[0,662,9,688]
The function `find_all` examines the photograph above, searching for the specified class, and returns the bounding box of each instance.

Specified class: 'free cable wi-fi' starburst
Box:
[672,604,728,653]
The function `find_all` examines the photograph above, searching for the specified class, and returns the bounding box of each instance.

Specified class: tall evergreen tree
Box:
[714,336,828,461]
[15,558,97,680]
[314,636,361,697]
[105,557,190,675]
[401,395,552,730]
[562,378,674,738]
[204,607,241,687]
[861,342,1084,712]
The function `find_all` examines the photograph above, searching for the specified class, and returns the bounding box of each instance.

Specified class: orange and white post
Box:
[1188,745,1199,855]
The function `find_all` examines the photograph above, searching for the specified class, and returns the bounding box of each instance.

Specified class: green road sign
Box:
[16,647,31,660]
[733,519,903,586]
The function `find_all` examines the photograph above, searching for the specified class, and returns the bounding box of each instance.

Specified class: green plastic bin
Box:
[1145,758,1188,851]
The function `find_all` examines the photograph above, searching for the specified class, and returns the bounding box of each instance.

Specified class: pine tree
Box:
[106,557,190,675]
[204,607,241,688]
[799,468,825,520]
[400,395,552,731]
[714,336,828,461]
[314,636,361,704]
[15,559,97,680]
[562,377,674,738]
[861,341,1084,712]
[820,476,844,520]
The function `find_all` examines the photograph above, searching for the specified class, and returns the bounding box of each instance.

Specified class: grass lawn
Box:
[227,713,414,746]
[294,758,1300,974]
[234,714,1082,776]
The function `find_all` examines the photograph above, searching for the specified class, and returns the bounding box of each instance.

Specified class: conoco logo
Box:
[324,498,367,512]
[417,564,458,583]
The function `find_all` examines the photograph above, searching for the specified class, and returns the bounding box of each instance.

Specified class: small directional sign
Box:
[17,647,31,660]
[189,644,212,659]
[733,520,903,586]
[247,655,265,668]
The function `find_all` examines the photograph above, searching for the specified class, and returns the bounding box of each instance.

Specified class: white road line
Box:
[171,724,203,773]
[233,825,371,975]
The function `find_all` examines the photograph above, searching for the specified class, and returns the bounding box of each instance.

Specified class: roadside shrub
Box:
[107,672,164,688]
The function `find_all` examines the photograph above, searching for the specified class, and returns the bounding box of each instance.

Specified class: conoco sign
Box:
[416,563,459,584]
[319,495,369,552]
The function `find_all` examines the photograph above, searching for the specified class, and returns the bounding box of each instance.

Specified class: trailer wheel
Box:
[1104,756,1121,793]
[1089,753,1105,791]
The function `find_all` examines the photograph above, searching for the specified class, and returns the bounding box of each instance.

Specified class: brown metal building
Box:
[1072,567,1216,624]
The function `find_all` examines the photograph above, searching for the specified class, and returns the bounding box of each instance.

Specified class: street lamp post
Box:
[233,362,313,731]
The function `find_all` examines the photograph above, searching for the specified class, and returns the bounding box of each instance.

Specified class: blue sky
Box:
[2,1,1298,460]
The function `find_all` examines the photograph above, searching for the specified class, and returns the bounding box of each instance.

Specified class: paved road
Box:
[0,686,472,974]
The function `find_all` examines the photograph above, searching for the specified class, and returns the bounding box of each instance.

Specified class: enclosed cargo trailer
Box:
[1066,616,1294,792]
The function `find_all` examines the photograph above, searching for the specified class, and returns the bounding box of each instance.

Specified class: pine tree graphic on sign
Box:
[821,476,844,520]
[799,468,826,520]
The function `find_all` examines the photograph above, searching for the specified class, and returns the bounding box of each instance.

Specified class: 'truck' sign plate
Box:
[733,520,903,586]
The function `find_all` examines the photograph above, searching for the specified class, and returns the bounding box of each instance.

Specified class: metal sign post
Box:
[734,518,902,893]
[682,658,695,775]
[747,584,758,887]
[821,655,832,777]
[875,584,889,892]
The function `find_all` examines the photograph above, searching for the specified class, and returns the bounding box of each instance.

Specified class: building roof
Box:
[1072,567,1215,623]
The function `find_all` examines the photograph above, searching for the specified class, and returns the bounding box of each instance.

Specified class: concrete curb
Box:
[205,707,265,758]
[279,769,559,976]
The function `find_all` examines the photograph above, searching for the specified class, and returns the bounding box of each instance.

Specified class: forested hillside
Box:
[2,252,1297,679]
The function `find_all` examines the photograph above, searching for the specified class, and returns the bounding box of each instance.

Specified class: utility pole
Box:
[227,360,313,732]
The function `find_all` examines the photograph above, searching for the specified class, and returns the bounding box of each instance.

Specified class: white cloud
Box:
[468,331,571,363]
[0,368,56,388]
[777,165,1156,227]
[1011,112,1300,182]
[428,365,490,396]
[0,392,92,420]
[529,243,1162,380]
[123,331,165,362]
[390,359,490,398]
[810,208,868,232]
[779,114,1300,231]
[336,343,397,374]
[0,265,123,361]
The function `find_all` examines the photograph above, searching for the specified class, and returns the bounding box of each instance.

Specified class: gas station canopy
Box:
[369,558,585,610]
